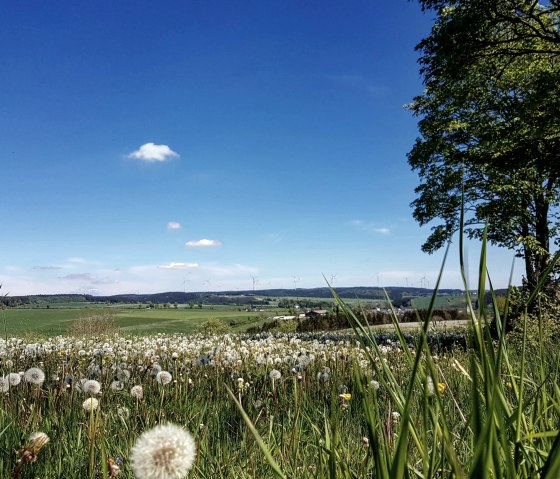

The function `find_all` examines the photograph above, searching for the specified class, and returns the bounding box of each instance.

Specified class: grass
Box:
[0,306,273,336]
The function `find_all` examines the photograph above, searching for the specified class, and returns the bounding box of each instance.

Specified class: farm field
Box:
[0,306,274,337]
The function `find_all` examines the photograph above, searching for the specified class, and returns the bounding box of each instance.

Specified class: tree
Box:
[408,0,560,288]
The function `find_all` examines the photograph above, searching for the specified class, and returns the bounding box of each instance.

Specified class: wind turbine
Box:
[251,275,258,292]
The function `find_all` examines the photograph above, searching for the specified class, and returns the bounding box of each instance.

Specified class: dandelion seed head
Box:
[269,369,281,381]
[111,380,125,391]
[117,406,130,418]
[24,367,45,385]
[82,397,99,412]
[131,385,143,399]
[0,376,9,393]
[156,371,172,385]
[130,423,195,479]
[83,379,102,395]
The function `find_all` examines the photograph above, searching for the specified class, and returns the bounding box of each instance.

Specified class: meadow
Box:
[1,299,559,477]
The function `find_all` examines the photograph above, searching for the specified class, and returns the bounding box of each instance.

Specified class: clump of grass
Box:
[67,309,119,337]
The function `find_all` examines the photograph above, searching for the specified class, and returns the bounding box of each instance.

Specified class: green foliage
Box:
[408,0,560,287]
[271,319,298,333]
[199,318,232,334]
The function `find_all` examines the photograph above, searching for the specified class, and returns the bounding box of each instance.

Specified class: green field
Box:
[0,305,274,336]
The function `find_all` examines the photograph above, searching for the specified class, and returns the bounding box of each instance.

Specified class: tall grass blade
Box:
[226,385,287,479]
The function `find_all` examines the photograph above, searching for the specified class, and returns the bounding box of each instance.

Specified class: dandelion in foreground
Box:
[130,422,196,479]
[24,367,45,385]
[82,397,99,413]
[269,369,281,381]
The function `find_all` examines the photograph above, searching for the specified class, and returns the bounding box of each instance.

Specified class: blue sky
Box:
[1,1,520,295]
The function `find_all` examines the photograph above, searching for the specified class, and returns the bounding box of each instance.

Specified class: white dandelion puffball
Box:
[0,376,9,393]
[131,385,144,399]
[83,379,102,395]
[269,369,281,381]
[24,367,46,385]
[130,422,196,479]
[156,371,173,385]
[117,406,130,418]
[82,397,99,413]
[111,380,125,391]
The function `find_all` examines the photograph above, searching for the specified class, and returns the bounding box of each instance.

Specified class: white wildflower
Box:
[83,379,102,395]
[131,385,144,399]
[156,371,173,385]
[24,367,45,385]
[130,422,196,479]
[82,397,99,413]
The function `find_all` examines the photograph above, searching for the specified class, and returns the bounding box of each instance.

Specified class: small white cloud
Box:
[167,221,182,230]
[351,220,390,235]
[68,257,88,264]
[158,262,199,270]
[186,239,222,248]
[128,143,179,162]
[61,273,94,281]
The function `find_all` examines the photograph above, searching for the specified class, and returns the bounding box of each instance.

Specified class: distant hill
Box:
[0,286,472,308]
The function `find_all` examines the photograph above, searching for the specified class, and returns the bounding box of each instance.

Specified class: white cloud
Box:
[186,239,222,248]
[67,257,89,264]
[128,143,179,162]
[351,220,391,235]
[167,222,182,230]
[158,262,199,270]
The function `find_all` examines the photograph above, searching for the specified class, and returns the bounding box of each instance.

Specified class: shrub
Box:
[199,318,231,334]
[67,310,119,336]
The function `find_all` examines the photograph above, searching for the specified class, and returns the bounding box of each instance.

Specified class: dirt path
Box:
[342,319,470,333]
